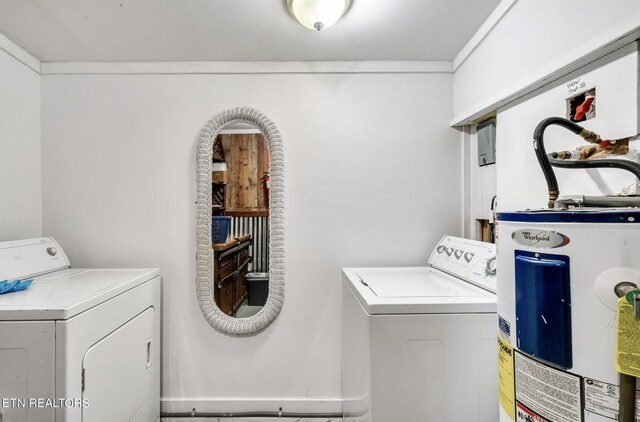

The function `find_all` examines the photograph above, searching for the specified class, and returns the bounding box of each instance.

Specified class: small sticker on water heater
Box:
[499,315,511,342]
[511,229,570,249]
[583,377,640,421]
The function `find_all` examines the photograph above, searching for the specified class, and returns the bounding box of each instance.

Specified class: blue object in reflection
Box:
[515,250,572,369]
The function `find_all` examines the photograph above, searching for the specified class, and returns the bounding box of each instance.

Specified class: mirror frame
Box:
[196,106,285,336]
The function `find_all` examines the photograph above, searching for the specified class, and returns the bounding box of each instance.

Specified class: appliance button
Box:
[46,247,57,257]
[445,247,454,256]
[464,252,474,263]
[436,245,445,254]
[454,250,463,259]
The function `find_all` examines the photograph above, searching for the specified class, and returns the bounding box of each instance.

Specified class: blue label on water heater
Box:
[515,250,573,369]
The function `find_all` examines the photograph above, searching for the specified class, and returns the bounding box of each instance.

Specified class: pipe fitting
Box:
[555,151,573,160]
[534,117,640,209]
[548,190,559,209]
[579,128,601,144]
[615,282,638,298]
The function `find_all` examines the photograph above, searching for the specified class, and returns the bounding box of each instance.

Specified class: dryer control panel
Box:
[428,236,497,293]
[0,237,70,280]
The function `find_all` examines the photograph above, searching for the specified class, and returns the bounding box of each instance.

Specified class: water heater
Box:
[497,210,640,422]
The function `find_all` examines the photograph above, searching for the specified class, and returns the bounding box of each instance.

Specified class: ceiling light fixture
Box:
[287,0,351,31]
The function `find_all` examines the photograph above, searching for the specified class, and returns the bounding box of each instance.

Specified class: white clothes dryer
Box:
[342,236,498,422]
[0,237,160,422]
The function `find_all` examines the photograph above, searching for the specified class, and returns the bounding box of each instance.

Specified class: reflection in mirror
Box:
[211,123,270,318]
[196,106,284,336]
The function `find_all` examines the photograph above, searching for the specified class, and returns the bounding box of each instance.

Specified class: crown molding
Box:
[40,60,452,75]
[0,33,40,74]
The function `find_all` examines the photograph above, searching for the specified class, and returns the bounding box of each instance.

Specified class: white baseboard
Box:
[161,397,342,415]
[162,419,343,422]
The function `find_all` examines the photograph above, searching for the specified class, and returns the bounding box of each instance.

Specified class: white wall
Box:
[468,126,497,240]
[0,42,41,240]
[496,44,638,211]
[41,71,461,412]
[453,0,640,122]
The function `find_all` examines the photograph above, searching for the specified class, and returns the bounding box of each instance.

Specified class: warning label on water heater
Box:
[514,351,583,422]
[516,402,550,422]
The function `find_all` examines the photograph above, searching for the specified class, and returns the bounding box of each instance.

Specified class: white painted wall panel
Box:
[496,45,638,212]
[453,0,640,120]
[468,126,497,240]
[0,48,41,240]
[41,72,461,407]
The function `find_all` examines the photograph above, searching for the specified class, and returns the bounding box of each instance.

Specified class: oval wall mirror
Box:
[196,107,284,336]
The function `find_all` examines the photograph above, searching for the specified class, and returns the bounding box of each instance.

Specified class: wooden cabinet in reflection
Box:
[218,133,269,216]
[212,235,252,316]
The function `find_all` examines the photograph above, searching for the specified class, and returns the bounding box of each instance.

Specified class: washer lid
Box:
[342,267,496,315]
[0,268,159,321]
[359,269,484,298]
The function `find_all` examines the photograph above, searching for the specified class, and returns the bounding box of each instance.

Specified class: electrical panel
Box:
[477,119,496,166]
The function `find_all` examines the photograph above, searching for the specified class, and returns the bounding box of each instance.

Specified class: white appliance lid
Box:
[343,267,496,315]
[358,269,486,298]
[0,268,159,321]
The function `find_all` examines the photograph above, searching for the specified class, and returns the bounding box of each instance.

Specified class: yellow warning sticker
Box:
[615,296,640,377]
[498,336,515,420]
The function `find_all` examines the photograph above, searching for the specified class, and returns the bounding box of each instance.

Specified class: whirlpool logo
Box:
[511,229,570,248]
[521,232,550,242]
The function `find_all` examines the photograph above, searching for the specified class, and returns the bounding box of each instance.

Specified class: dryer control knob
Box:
[454,250,463,259]
[436,245,445,254]
[464,252,475,263]
[46,247,57,256]
[445,247,454,256]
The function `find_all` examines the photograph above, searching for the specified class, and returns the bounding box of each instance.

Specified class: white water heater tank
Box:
[497,209,640,422]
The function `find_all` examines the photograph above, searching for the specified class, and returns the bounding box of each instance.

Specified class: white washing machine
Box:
[342,236,498,422]
[0,237,160,422]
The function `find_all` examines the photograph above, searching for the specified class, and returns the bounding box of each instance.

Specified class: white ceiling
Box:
[0,0,501,62]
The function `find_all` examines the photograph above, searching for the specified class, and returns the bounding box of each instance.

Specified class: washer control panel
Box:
[428,236,497,293]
